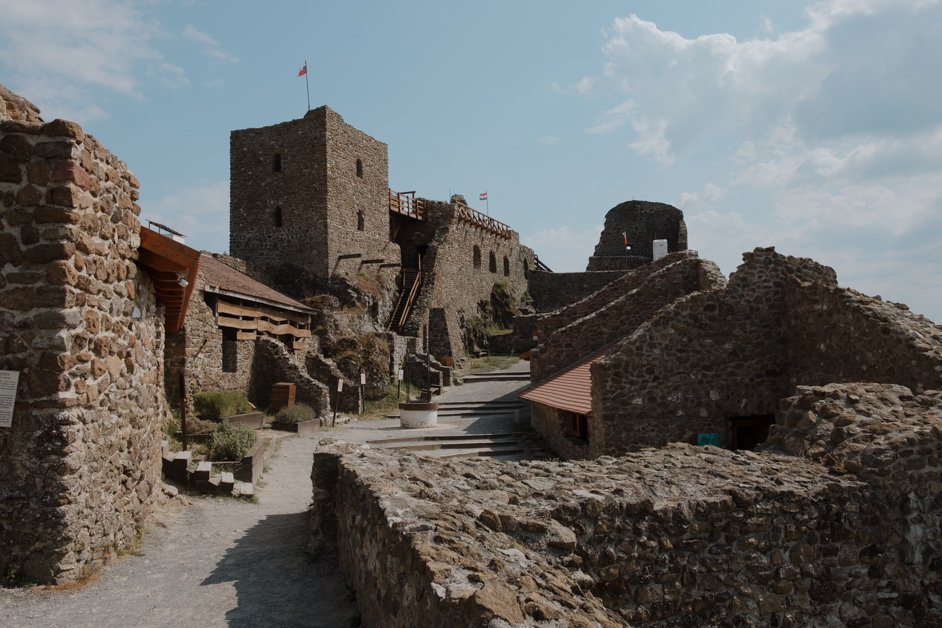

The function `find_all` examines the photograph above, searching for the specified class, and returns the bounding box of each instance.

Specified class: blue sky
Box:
[2,0,940,321]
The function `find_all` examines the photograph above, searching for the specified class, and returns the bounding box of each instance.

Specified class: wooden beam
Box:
[216,300,311,326]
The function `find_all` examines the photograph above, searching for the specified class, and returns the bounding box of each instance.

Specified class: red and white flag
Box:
[297,63,308,77]
[623,231,631,250]
[479,192,488,201]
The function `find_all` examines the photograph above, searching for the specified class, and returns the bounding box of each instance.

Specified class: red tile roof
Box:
[199,254,310,312]
[520,348,610,415]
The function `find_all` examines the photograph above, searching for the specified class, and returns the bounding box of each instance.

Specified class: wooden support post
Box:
[178,371,187,452]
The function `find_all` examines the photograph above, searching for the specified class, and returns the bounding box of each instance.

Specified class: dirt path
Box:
[0,434,359,628]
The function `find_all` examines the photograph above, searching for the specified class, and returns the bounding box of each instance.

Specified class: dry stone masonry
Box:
[590,247,942,455]
[586,200,687,271]
[312,378,941,626]
[1,88,170,582]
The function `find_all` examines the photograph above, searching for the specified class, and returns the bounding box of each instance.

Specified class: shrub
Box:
[275,403,317,424]
[193,390,251,420]
[207,422,257,461]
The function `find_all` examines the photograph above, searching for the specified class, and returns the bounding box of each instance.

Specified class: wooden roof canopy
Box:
[519,346,614,416]
[138,227,200,333]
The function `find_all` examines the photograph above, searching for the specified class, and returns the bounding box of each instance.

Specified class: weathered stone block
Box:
[0,232,24,264]
[46,185,78,208]
[0,133,33,161]
[24,241,75,264]
[14,184,43,206]
[33,140,74,160]
[50,159,90,190]
[40,119,84,142]
[34,205,81,224]
[0,152,21,182]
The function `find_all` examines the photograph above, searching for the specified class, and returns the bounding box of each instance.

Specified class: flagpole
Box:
[304,59,310,111]
[485,190,489,216]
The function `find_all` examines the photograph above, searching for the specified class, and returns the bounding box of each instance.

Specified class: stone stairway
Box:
[388,268,421,332]
[368,432,550,460]
[459,370,531,384]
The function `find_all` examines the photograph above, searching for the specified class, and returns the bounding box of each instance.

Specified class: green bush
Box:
[193,390,251,421]
[207,422,257,461]
[275,403,317,424]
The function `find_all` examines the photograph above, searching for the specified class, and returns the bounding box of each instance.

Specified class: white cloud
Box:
[581,0,942,321]
[139,181,230,254]
[522,224,604,273]
[0,0,185,122]
[181,24,239,63]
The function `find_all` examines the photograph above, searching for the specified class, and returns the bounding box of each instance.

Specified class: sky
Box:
[1,0,940,321]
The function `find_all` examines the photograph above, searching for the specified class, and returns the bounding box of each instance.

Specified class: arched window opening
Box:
[356,158,363,178]
[473,245,481,269]
[523,259,530,275]
[357,211,365,231]
[503,256,510,276]
[489,251,497,273]
[274,206,283,228]
[273,153,282,173]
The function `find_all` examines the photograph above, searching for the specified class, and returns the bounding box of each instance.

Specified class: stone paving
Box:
[0,360,531,627]
[0,433,359,628]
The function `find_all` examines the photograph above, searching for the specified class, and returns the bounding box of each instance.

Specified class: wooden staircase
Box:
[388,268,422,333]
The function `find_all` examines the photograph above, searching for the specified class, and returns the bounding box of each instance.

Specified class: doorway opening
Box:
[728,415,775,451]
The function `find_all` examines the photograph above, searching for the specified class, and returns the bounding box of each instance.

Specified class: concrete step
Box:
[371,432,519,445]
[421,444,526,459]
[371,437,519,451]
[460,373,530,383]
[437,400,524,409]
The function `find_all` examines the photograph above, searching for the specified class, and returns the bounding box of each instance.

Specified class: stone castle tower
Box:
[229,106,401,291]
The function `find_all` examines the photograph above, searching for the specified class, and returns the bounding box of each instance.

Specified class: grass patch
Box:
[362,383,407,419]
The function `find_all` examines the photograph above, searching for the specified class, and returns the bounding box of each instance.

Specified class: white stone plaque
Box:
[0,370,20,428]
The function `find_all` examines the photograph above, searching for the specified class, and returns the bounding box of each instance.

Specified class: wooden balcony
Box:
[389,189,426,220]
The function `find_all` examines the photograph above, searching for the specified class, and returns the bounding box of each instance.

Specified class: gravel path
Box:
[0,434,359,628]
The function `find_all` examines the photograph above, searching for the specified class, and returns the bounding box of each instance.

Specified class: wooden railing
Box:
[454,203,513,238]
[388,268,423,332]
[389,189,426,220]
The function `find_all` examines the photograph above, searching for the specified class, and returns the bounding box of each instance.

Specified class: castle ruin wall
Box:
[591,247,942,456]
[591,248,839,454]
[312,389,942,626]
[531,253,723,381]
[403,200,535,361]
[229,107,400,297]
[525,269,625,313]
[586,199,687,271]
[784,280,942,393]
[1,99,169,582]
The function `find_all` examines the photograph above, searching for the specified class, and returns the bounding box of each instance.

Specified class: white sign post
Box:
[0,370,20,428]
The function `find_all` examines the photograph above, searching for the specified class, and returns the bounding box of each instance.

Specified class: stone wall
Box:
[1,92,169,582]
[531,252,723,381]
[586,199,687,271]
[590,247,942,456]
[591,248,837,454]
[526,269,626,313]
[312,401,942,626]
[229,107,399,294]
[784,281,942,393]
[402,200,535,361]
[251,337,330,415]
[530,403,594,460]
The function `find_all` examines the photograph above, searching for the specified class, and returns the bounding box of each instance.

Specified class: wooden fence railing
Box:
[454,203,513,238]
[389,190,426,220]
